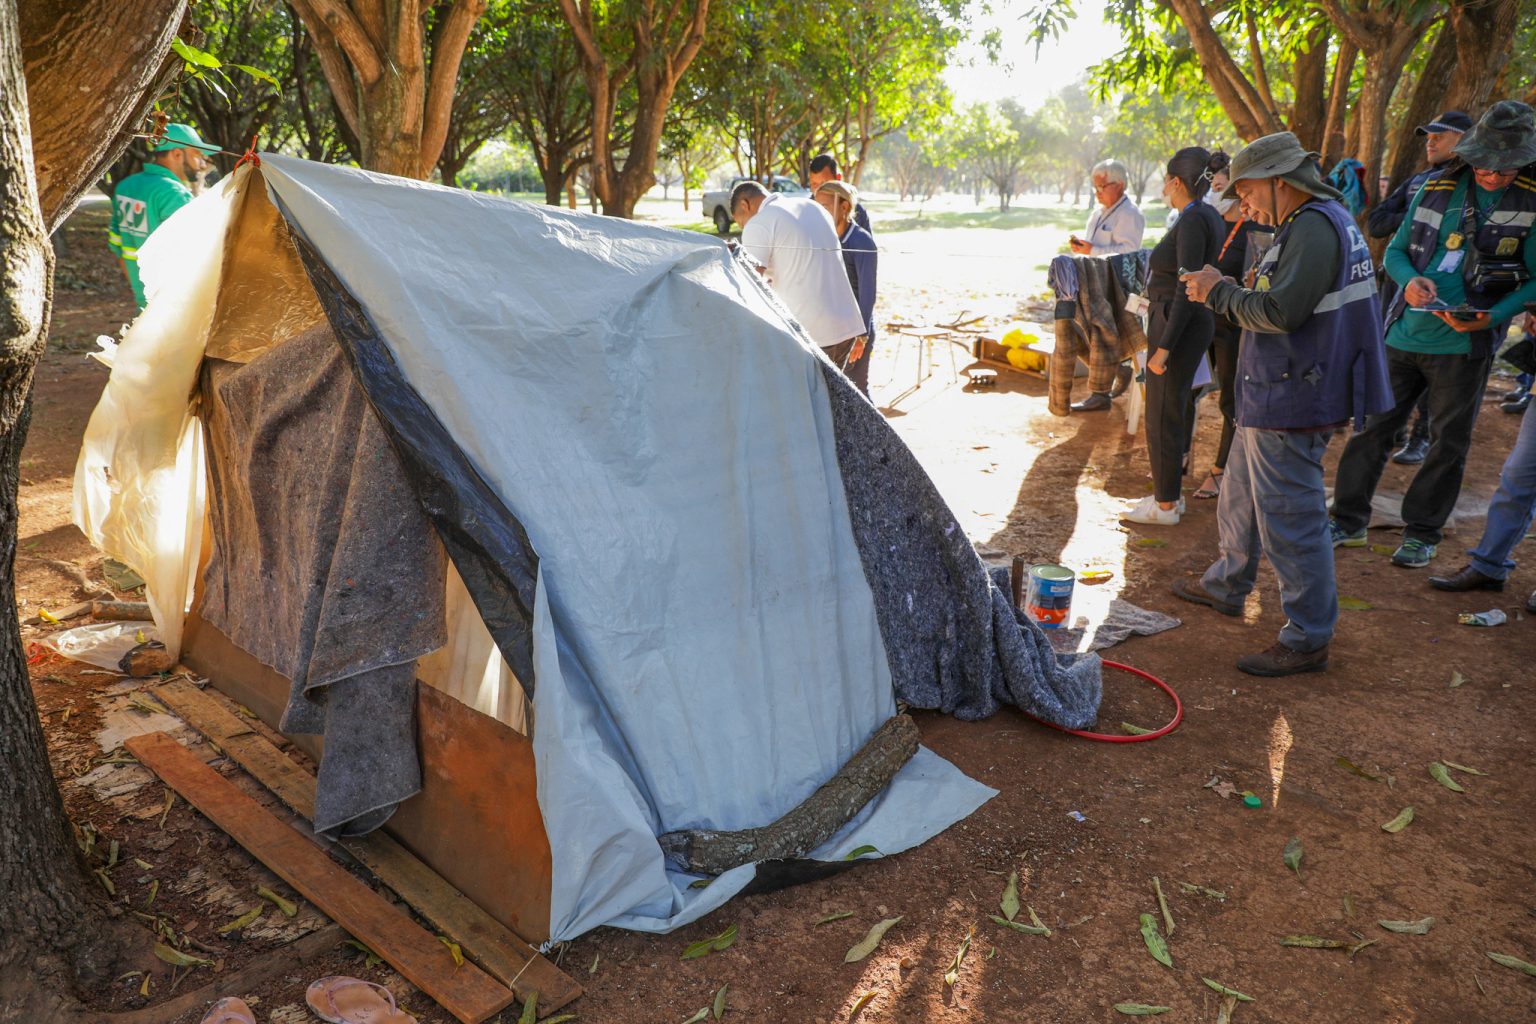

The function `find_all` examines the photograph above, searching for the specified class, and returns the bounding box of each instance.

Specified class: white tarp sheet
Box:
[258,156,994,942]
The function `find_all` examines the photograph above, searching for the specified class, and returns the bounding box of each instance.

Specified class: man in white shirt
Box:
[1069,159,1145,256]
[731,180,867,367]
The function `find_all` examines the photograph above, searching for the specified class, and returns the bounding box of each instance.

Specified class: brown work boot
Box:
[1237,642,1329,677]
[1170,577,1243,617]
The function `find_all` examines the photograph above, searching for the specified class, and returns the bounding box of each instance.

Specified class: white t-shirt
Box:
[741,195,866,347]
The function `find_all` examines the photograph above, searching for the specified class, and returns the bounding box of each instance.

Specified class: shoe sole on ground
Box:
[1428,576,1505,592]
[1237,657,1328,678]
[1334,534,1367,549]
[1170,578,1243,617]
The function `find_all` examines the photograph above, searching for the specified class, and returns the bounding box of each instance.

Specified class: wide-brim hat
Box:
[1228,131,1343,202]
[152,123,220,154]
[1454,100,1536,170]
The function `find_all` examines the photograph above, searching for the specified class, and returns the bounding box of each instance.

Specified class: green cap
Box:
[1242,794,1262,809]
[152,123,219,154]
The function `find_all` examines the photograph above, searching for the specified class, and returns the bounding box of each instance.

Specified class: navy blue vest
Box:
[1236,201,1393,430]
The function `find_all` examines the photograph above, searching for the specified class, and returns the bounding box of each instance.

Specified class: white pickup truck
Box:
[701,175,811,234]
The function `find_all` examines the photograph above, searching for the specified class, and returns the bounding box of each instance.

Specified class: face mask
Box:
[1206,187,1237,215]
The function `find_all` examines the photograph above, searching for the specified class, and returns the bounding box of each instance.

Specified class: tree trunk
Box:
[1386,22,1455,190]
[1352,36,1417,195]
[1444,0,1522,112]
[1321,40,1358,167]
[1290,24,1330,151]
[5,1,186,1014]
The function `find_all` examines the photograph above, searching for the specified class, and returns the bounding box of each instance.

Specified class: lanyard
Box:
[1218,216,1247,262]
[1096,195,1127,232]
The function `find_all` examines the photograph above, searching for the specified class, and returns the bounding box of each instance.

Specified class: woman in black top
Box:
[1124,147,1227,526]
[1193,156,1274,499]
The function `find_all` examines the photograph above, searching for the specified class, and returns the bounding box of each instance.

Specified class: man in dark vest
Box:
[1329,101,1536,568]
[1172,132,1393,677]
[1367,110,1474,465]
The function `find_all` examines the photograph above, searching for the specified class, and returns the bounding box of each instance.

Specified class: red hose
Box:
[1025,659,1184,742]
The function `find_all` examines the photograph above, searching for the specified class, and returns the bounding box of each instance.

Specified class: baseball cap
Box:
[152,123,220,154]
[1415,111,1473,136]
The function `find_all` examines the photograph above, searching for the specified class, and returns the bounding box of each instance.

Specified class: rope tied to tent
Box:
[234,134,261,169]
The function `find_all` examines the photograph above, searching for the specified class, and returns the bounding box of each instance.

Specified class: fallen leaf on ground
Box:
[1336,756,1384,782]
[848,991,874,1019]
[518,993,538,1024]
[682,923,739,960]
[1114,1003,1170,1015]
[680,1007,709,1024]
[713,983,728,1019]
[1121,722,1152,736]
[1378,918,1434,934]
[216,906,263,936]
[815,911,854,927]
[438,936,464,967]
[1428,762,1466,792]
[1487,952,1536,976]
[1027,905,1051,937]
[1283,837,1303,877]
[256,886,297,917]
[1449,670,1466,688]
[1338,596,1374,611]
[1442,761,1487,776]
[1215,995,1238,1024]
[942,927,973,987]
[1000,871,1020,921]
[1369,544,1396,555]
[843,845,880,861]
[845,917,901,963]
[1179,882,1226,901]
[1139,914,1171,968]
[989,914,1049,935]
[1204,776,1238,800]
[1280,935,1351,949]
[1152,877,1173,937]
[153,943,211,968]
[1202,978,1255,1002]
[1382,807,1414,833]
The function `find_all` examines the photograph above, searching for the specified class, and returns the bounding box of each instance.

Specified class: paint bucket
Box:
[1025,563,1074,629]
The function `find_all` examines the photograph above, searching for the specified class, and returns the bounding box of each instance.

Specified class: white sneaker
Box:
[1123,495,1181,525]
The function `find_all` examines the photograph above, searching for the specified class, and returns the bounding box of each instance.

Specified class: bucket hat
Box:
[152,123,220,154]
[1453,101,1536,170]
[1227,131,1343,202]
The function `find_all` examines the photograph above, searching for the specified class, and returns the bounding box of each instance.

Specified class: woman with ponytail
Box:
[1124,147,1227,526]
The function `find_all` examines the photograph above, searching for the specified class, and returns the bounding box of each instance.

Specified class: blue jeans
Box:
[1469,401,1536,580]
[1202,427,1337,652]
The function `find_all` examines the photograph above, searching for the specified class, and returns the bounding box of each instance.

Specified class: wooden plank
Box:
[152,680,582,1015]
[126,731,517,1024]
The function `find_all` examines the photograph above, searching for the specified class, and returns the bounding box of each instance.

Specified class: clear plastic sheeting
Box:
[72,169,251,656]
[415,564,530,735]
[38,621,161,673]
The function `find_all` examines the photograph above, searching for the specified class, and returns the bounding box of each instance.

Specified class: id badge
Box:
[1125,293,1150,317]
[1436,249,1464,274]
[1446,232,1464,251]
[1497,236,1519,256]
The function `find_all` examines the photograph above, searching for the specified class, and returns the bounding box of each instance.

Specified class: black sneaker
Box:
[1390,437,1429,465]
[1237,642,1329,677]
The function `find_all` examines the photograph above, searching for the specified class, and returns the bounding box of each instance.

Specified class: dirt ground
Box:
[18,200,1536,1023]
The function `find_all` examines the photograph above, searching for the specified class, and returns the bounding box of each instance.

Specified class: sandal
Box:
[1193,471,1222,500]
[201,997,257,1024]
[306,976,418,1024]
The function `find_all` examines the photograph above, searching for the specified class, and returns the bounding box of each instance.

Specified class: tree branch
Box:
[420,0,485,178]
[1244,9,1276,118]
[290,7,362,140]
[556,0,604,71]
[1316,0,1371,52]
[289,0,383,83]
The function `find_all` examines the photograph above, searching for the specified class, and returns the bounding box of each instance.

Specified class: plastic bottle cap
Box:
[1243,794,1262,808]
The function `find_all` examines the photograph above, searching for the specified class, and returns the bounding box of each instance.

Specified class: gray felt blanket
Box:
[820,363,1103,727]
[199,326,446,836]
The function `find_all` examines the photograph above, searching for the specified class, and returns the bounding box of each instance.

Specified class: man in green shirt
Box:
[1330,101,1536,568]
[107,123,220,309]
